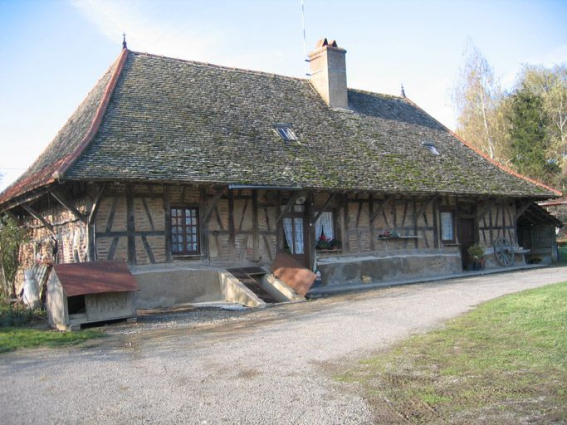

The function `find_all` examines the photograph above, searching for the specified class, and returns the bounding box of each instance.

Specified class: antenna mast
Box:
[301,0,309,76]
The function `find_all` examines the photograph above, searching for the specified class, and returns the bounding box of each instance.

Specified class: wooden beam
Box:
[50,191,87,224]
[126,185,136,265]
[141,235,156,264]
[276,192,303,223]
[432,197,439,249]
[476,199,495,221]
[369,195,393,223]
[311,192,336,224]
[515,199,534,220]
[88,183,107,226]
[228,190,236,261]
[87,183,107,261]
[199,186,210,264]
[369,194,376,251]
[21,204,54,234]
[413,195,438,222]
[163,186,172,262]
[202,186,225,224]
[341,193,349,253]
[252,190,259,262]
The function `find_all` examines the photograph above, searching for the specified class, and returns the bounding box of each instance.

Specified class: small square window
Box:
[275,125,298,141]
[422,141,440,156]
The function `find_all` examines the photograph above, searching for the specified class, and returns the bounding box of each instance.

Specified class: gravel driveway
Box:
[2,266,567,425]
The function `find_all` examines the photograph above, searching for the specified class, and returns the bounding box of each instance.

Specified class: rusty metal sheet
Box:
[270,253,316,297]
[53,261,139,297]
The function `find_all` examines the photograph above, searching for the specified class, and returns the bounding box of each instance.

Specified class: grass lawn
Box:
[0,302,104,353]
[336,281,567,424]
[0,327,104,353]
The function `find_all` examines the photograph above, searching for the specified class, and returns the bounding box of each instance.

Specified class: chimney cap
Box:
[315,38,339,49]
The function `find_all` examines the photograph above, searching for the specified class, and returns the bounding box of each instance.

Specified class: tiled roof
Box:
[1,50,560,206]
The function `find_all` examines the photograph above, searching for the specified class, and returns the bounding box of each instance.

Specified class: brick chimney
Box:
[308,38,348,109]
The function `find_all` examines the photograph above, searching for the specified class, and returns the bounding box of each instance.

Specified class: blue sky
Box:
[1,0,566,190]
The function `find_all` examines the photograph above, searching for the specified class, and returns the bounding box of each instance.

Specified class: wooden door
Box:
[459,217,476,269]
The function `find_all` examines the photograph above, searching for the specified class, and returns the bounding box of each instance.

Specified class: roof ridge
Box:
[130,50,308,83]
[348,87,403,100]
[55,48,129,180]
[402,97,562,197]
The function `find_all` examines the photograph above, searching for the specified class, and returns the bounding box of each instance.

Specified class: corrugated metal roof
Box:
[53,260,139,297]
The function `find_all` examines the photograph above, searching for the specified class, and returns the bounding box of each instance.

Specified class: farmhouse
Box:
[0,39,561,306]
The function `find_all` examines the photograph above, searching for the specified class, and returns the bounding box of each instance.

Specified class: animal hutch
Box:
[47,261,138,331]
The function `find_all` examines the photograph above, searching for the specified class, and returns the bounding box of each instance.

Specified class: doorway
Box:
[458,217,476,269]
[282,211,308,266]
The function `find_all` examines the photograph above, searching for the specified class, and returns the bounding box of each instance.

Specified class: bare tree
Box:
[452,41,508,161]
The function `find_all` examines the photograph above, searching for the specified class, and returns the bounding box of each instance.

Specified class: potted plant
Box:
[467,244,485,270]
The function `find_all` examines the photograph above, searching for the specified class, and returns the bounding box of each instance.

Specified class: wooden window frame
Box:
[170,206,201,256]
[440,208,456,244]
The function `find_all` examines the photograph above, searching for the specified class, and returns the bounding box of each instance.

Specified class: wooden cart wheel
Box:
[494,237,515,266]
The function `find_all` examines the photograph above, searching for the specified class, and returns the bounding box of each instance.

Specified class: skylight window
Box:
[422,141,440,156]
[275,125,298,141]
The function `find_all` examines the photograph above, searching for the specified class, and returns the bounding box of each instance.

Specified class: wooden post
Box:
[228,190,236,261]
[252,189,259,262]
[199,186,210,264]
[163,186,172,263]
[307,192,316,270]
[341,193,349,253]
[86,183,107,262]
[276,191,283,252]
[369,194,375,251]
[126,184,136,265]
[432,197,439,249]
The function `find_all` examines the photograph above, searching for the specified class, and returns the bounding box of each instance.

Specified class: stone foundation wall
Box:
[317,248,462,286]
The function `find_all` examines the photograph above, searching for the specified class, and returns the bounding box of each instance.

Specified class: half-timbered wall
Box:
[14,181,532,294]
[16,197,89,293]
[94,184,168,265]
[324,194,439,256]
[476,199,516,248]
[205,189,277,264]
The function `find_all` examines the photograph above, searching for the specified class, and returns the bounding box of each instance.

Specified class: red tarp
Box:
[53,261,139,297]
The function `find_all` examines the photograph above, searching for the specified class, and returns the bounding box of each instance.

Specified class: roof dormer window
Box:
[422,141,440,156]
[275,124,298,141]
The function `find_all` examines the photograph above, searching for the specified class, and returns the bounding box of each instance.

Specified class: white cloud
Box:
[70,0,226,62]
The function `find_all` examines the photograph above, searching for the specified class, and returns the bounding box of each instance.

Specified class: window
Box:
[440,210,455,243]
[171,207,200,255]
[275,125,298,141]
[315,211,334,241]
[315,211,341,250]
[422,141,440,156]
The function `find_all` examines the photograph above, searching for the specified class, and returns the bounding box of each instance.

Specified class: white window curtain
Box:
[294,218,304,254]
[283,217,304,254]
[315,212,334,240]
[283,218,294,253]
[440,212,454,241]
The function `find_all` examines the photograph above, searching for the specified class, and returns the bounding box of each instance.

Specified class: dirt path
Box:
[2,266,567,425]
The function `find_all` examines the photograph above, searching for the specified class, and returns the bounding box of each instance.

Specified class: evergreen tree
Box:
[508,87,560,183]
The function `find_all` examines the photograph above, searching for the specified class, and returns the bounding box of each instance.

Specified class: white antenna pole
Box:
[301,0,308,76]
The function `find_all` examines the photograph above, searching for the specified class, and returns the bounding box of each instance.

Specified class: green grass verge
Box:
[336,282,567,424]
[0,327,104,353]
